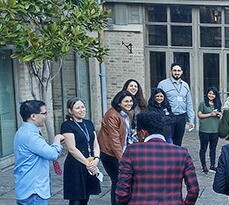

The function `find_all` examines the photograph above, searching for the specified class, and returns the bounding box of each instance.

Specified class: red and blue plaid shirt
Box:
[116,137,199,205]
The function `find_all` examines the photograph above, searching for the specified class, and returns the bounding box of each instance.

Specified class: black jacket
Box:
[149,105,176,138]
[213,144,229,195]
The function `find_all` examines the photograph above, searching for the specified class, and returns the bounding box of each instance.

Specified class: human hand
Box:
[216,112,223,119]
[189,122,195,128]
[86,157,99,175]
[54,134,65,144]
[210,109,218,117]
[86,163,98,175]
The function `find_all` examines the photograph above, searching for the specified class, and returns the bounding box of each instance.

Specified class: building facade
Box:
[104,0,229,119]
[1,0,229,168]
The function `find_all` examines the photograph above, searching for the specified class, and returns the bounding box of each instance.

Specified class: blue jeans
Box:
[16,194,48,205]
[100,152,119,205]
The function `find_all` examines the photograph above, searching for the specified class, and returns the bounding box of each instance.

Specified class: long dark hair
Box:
[111,90,136,112]
[122,79,147,111]
[204,86,222,112]
[148,88,171,111]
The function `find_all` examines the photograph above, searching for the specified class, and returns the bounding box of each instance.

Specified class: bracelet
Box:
[94,156,100,160]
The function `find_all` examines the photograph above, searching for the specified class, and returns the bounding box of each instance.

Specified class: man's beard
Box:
[172,75,181,80]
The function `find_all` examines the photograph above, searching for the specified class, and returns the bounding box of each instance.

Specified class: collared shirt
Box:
[120,110,130,152]
[14,122,62,200]
[158,77,194,123]
[144,134,166,142]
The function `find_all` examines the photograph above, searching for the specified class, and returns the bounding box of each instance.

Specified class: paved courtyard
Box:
[0,130,229,205]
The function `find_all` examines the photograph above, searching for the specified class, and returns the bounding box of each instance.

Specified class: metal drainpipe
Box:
[100,62,107,115]
[98,0,107,115]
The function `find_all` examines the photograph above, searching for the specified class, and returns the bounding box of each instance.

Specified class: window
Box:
[200,27,221,47]
[200,6,222,24]
[0,49,16,157]
[146,5,192,47]
[171,26,192,46]
[147,5,167,22]
[150,51,166,88]
[148,25,167,46]
[170,5,192,23]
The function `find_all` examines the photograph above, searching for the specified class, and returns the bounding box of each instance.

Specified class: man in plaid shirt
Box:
[116,111,199,205]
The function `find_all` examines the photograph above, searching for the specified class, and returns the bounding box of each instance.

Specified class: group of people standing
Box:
[13,62,228,205]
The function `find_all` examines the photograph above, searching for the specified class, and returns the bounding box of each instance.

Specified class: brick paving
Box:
[0,131,229,205]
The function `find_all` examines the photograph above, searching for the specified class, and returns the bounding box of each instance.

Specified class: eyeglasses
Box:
[39,112,47,116]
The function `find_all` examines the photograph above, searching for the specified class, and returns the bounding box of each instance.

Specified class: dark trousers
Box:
[171,113,187,146]
[100,152,119,205]
[69,199,89,205]
[199,131,219,167]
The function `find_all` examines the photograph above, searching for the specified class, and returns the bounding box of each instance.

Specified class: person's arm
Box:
[186,88,195,126]
[183,150,199,205]
[115,147,133,204]
[29,133,62,160]
[218,110,229,138]
[106,114,124,161]
[64,133,90,166]
[213,146,229,195]
[198,110,218,119]
[91,131,100,167]
[53,134,65,144]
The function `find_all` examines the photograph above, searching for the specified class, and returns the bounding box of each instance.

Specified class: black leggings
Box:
[69,198,89,205]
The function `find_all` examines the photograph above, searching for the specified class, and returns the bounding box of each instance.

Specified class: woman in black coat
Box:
[148,88,176,143]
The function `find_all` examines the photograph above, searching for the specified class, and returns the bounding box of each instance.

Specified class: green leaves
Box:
[0,0,109,64]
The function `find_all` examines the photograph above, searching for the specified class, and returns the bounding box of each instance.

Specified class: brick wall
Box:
[104,30,145,107]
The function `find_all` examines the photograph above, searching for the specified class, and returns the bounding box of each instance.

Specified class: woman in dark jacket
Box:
[147,88,175,143]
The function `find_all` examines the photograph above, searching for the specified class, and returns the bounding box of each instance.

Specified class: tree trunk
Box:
[41,60,55,143]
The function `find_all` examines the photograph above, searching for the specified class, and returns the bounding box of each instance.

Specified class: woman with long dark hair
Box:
[98,90,136,205]
[198,86,222,174]
[122,79,147,129]
[148,88,175,143]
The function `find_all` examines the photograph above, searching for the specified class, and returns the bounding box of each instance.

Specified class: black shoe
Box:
[209,165,217,173]
[202,166,208,174]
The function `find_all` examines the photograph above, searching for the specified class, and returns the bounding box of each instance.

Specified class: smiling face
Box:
[208,90,216,102]
[126,81,138,96]
[171,65,183,80]
[119,96,134,112]
[69,100,86,122]
[155,92,165,104]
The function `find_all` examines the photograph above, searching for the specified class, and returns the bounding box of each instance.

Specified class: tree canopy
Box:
[0,0,109,64]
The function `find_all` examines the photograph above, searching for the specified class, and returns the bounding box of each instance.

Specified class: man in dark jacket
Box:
[213,144,229,195]
[115,111,199,205]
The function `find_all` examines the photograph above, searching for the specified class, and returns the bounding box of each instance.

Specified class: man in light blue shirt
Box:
[158,63,195,146]
[14,100,64,205]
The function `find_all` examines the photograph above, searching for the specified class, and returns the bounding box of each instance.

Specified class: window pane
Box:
[150,52,166,88]
[0,49,16,157]
[200,6,222,24]
[225,8,229,24]
[225,27,229,47]
[171,26,192,46]
[148,25,167,46]
[200,27,221,47]
[173,52,190,86]
[227,54,229,96]
[203,53,219,94]
[147,5,167,22]
[170,6,192,23]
